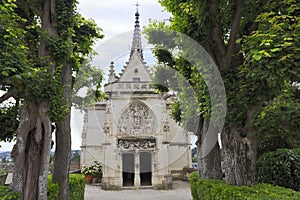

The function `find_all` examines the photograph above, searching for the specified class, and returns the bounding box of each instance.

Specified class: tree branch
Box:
[16,0,41,16]
[225,0,244,67]
[0,90,15,104]
[208,2,226,68]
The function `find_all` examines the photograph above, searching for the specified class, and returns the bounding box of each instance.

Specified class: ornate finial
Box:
[108,61,116,83]
[130,2,143,59]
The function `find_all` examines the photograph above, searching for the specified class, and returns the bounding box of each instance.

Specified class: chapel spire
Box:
[130,3,143,59]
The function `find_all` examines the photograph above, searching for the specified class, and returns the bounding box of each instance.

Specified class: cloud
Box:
[77,0,171,38]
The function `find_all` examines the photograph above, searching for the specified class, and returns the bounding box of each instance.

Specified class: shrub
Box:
[0,174,85,199]
[0,186,21,200]
[69,174,85,200]
[48,174,85,200]
[256,148,300,191]
[189,171,199,200]
[0,165,6,175]
[190,171,300,200]
[48,176,59,200]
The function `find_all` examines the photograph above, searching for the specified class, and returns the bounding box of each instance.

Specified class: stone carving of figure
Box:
[146,140,155,148]
[118,140,124,149]
[124,141,129,149]
[136,141,140,148]
[120,123,126,134]
[132,104,142,129]
[129,142,135,150]
[145,116,152,133]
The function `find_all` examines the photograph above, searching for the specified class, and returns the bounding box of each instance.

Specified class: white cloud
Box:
[77,0,171,38]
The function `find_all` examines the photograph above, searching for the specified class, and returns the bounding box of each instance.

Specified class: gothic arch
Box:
[118,100,156,135]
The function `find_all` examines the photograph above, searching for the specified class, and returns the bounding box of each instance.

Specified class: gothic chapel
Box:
[81,8,192,189]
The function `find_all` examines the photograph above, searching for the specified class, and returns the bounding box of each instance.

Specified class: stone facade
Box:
[80,9,191,190]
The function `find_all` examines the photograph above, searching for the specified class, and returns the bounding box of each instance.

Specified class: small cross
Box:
[135,2,140,11]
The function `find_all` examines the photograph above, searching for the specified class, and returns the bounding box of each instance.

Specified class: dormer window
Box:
[134,68,138,74]
[133,78,140,82]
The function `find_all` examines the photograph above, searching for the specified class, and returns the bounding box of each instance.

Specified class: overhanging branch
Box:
[208,2,226,68]
[225,0,244,67]
[0,90,15,104]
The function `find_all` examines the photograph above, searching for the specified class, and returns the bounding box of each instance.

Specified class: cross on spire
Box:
[135,2,140,11]
[130,2,143,59]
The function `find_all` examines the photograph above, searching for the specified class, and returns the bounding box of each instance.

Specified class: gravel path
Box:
[84,181,192,200]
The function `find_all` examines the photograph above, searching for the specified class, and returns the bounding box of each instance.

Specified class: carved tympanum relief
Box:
[119,101,155,135]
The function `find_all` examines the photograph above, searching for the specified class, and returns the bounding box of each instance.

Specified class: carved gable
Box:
[118,52,152,83]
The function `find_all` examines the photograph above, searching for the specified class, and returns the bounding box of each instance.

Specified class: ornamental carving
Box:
[103,121,110,135]
[117,138,156,150]
[115,83,155,91]
[119,101,155,135]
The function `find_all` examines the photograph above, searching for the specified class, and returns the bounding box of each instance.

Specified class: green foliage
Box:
[0,103,18,142]
[48,174,85,200]
[71,150,81,163]
[73,14,104,58]
[0,0,29,85]
[256,148,300,191]
[190,171,199,199]
[0,186,21,200]
[0,0,104,144]
[240,0,300,106]
[69,174,85,200]
[190,171,300,200]
[254,87,300,156]
[148,1,300,172]
[0,0,104,198]
[72,61,105,109]
[0,165,6,175]
[145,26,208,132]
[0,174,85,199]
[47,176,59,200]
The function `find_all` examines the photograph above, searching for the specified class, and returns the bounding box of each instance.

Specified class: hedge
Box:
[256,148,300,191]
[0,174,85,199]
[190,172,300,200]
[0,186,21,200]
[68,174,85,200]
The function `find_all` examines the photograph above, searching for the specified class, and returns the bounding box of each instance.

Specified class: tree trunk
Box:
[197,119,222,179]
[52,116,71,200]
[52,62,72,200]
[11,101,52,200]
[198,143,222,179]
[221,126,257,185]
